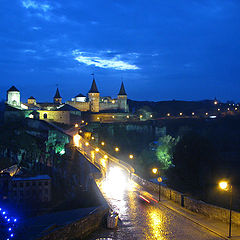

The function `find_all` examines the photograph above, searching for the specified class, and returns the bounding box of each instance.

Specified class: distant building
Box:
[8,175,51,202]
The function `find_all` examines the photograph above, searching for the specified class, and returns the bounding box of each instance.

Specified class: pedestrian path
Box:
[148,189,240,240]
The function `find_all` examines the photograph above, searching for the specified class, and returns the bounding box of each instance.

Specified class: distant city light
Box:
[75,123,79,128]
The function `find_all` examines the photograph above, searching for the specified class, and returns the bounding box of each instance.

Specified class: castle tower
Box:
[7,86,20,107]
[117,82,128,112]
[28,96,36,105]
[88,78,100,112]
[54,88,62,104]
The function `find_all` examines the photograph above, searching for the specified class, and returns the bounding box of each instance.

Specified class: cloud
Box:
[72,50,140,70]
[32,26,41,31]
[22,0,51,12]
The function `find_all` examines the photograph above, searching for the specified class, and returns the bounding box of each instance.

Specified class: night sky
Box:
[1,0,240,102]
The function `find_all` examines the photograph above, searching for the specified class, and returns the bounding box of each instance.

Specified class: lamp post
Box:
[219,180,233,238]
[152,168,161,202]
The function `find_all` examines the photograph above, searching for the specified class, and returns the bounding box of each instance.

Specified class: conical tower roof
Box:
[54,88,61,98]
[7,86,19,92]
[89,78,99,93]
[118,82,127,95]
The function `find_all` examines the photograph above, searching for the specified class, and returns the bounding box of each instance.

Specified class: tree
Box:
[156,135,179,170]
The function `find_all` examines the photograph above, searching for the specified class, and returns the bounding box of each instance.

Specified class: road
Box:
[74,137,223,240]
[87,168,223,240]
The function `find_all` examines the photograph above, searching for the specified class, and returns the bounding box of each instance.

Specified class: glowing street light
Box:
[179,112,183,116]
[81,120,84,123]
[91,136,95,140]
[167,113,170,117]
[218,180,233,238]
[104,155,108,159]
[129,154,134,159]
[85,142,89,146]
[115,147,120,152]
[219,181,228,191]
[101,141,105,146]
[75,123,79,128]
[205,112,208,116]
[152,168,158,174]
[140,115,143,119]
[152,168,161,201]
[192,112,195,116]
[95,147,99,152]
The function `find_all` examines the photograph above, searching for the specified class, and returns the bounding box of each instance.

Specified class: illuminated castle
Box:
[5,77,131,124]
[66,78,129,113]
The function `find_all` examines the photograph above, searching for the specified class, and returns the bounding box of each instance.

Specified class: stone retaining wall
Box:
[132,174,240,226]
[37,206,109,240]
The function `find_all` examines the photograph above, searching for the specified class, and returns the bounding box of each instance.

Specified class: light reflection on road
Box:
[88,166,222,240]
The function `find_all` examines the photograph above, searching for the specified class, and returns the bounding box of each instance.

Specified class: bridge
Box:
[70,130,232,240]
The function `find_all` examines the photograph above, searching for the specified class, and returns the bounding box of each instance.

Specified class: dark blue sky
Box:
[1,0,240,102]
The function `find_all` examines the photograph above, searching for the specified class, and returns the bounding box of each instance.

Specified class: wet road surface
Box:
[87,170,223,240]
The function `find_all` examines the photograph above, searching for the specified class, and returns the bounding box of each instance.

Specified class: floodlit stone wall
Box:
[66,101,90,111]
[38,110,70,124]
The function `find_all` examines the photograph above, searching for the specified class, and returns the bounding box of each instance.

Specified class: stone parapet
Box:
[37,206,109,240]
[132,174,240,226]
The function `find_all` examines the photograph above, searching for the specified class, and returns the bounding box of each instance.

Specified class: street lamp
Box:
[152,168,161,202]
[218,180,233,238]
[129,154,134,159]
[115,147,119,152]
[75,123,79,128]
[101,141,105,146]
[95,147,99,152]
